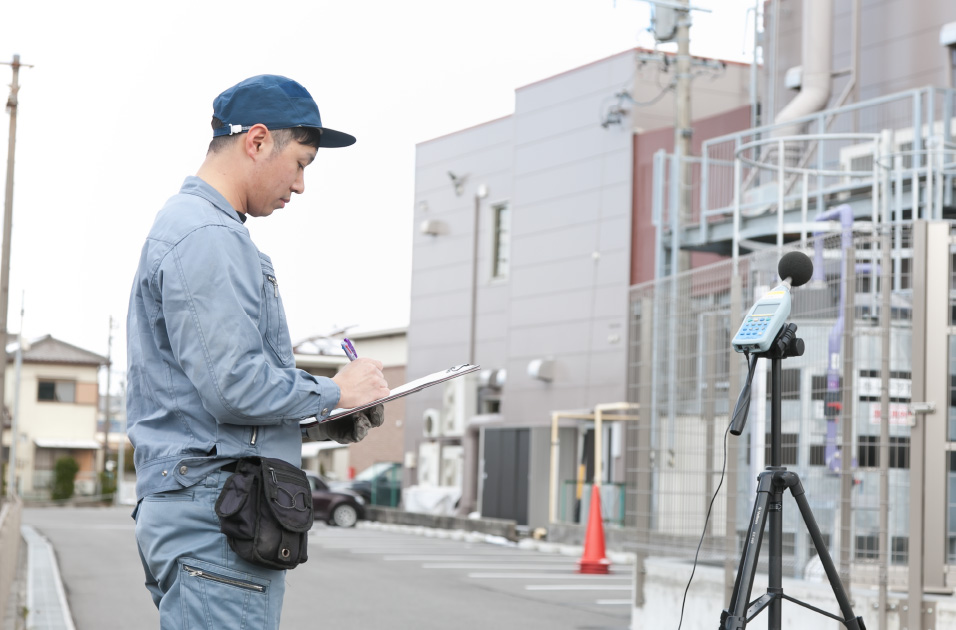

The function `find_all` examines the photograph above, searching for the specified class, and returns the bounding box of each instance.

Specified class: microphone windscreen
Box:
[778,251,814,287]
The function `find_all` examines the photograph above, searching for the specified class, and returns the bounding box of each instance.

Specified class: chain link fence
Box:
[627,227,914,590]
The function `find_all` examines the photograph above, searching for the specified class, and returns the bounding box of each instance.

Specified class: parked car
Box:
[330,461,402,507]
[305,472,366,528]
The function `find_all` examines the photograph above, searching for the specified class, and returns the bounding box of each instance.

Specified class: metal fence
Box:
[627,226,914,591]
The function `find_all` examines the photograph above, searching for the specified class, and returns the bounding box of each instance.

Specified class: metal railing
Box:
[653,86,956,275]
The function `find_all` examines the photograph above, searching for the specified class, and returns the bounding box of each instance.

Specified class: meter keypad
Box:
[737,317,771,339]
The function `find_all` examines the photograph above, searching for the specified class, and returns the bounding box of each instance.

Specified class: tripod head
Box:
[729,251,813,436]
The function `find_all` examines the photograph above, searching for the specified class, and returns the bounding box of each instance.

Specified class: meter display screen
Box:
[752,303,780,316]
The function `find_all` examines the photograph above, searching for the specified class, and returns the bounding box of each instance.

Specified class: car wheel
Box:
[331,504,358,528]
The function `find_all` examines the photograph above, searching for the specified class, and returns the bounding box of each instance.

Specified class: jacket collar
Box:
[180,176,246,224]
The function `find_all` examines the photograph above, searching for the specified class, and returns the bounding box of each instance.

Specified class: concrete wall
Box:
[0,497,21,628]
[635,555,956,630]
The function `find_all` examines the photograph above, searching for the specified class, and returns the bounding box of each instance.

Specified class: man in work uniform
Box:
[126,74,390,629]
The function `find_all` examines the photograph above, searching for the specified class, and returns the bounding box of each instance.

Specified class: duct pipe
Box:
[814,204,852,472]
[774,0,833,130]
[814,205,878,473]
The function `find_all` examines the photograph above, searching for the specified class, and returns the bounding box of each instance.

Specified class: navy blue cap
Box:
[212,75,355,148]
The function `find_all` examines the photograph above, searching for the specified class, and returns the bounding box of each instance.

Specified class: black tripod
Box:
[721,323,866,630]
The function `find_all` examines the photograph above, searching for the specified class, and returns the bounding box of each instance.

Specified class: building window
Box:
[492,202,510,279]
[891,536,908,565]
[855,534,879,560]
[747,433,799,466]
[38,380,76,403]
[857,436,910,469]
[948,452,956,562]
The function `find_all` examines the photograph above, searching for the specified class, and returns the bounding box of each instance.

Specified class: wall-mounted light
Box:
[527,359,555,382]
[420,219,448,236]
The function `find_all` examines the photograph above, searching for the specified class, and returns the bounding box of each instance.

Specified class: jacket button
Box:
[162,470,168,477]
[180,465,188,475]
[321,408,329,416]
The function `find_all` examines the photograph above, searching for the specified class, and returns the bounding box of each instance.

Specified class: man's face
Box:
[246,136,317,218]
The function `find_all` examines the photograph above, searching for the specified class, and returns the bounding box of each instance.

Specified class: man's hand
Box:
[305,405,385,444]
[332,358,389,408]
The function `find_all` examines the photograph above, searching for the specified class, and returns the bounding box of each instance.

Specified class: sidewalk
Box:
[11,526,74,630]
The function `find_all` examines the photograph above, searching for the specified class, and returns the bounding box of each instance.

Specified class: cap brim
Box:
[319,127,356,148]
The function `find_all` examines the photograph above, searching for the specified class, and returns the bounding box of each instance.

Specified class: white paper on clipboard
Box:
[299,363,481,428]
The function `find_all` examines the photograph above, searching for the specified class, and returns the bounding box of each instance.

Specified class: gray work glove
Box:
[305,404,384,444]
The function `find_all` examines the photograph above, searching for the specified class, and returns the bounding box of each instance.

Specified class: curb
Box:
[21,525,75,630]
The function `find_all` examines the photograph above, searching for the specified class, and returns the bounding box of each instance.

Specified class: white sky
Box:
[0,0,757,391]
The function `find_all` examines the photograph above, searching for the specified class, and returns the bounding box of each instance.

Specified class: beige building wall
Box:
[5,361,101,496]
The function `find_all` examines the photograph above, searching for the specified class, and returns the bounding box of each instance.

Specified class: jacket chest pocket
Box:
[259,255,293,366]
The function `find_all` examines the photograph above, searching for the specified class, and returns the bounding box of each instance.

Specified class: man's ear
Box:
[244,124,271,159]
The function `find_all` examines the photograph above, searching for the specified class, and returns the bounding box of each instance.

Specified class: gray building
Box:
[406,48,752,530]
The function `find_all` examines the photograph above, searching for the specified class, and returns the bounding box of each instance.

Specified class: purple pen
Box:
[341,338,358,361]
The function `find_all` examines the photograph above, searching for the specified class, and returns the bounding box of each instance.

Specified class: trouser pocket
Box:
[179,557,272,629]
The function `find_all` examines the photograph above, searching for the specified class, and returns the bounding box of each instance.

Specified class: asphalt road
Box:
[23,507,633,630]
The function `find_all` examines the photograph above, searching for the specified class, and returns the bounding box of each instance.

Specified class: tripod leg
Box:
[722,472,775,630]
[789,478,866,630]
[768,480,785,630]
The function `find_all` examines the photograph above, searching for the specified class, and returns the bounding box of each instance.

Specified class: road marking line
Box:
[468,573,631,579]
[525,585,633,591]
[422,563,578,570]
[384,555,573,562]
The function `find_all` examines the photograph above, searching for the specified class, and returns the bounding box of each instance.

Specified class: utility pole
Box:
[0,55,31,492]
[103,316,113,477]
[673,0,693,273]
[8,293,23,496]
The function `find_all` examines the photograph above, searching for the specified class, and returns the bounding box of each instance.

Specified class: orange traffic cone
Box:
[578,487,611,574]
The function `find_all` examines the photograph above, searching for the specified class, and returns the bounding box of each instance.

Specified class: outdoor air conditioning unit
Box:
[440,374,476,438]
[440,445,463,488]
[837,119,956,186]
[422,408,442,438]
[417,442,441,486]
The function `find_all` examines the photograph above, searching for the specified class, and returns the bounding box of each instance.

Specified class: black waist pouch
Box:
[214,457,314,570]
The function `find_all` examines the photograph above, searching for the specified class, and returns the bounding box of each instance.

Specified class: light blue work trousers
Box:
[134,469,287,629]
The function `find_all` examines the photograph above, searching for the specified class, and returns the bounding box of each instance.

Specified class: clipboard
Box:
[300,363,481,427]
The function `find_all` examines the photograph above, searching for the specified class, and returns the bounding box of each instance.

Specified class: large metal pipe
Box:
[774,0,833,128]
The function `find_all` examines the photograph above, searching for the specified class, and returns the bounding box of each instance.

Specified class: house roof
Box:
[9,335,109,367]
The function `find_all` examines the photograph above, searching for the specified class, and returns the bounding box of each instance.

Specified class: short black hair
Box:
[207,117,324,154]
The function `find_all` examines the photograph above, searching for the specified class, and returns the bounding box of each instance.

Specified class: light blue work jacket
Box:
[126,176,340,501]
